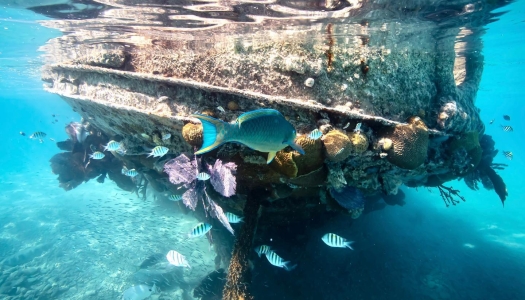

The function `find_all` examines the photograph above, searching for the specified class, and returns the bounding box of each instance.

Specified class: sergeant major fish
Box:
[166,250,191,268]
[321,233,354,250]
[188,222,212,238]
[89,151,105,160]
[503,151,513,160]
[122,167,138,177]
[192,109,304,163]
[168,194,182,201]
[254,245,272,257]
[29,131,46,143]
[265,251,296,271]
[104,140,121,151]
[147,146,169,158]
[501,125,513,132]
[225,212,243,223]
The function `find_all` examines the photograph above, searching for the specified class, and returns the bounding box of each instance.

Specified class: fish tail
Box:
[192,114,230,155]
[344,241,354,250]
[283,262,297,271]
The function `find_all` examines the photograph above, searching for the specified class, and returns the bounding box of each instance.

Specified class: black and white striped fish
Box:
[503,151,513,160]
[29,131,46,143]
[188,222,212,238]
[501,125,514,132]
[147,146,169,158]
[225,212,243,223]
[104,140,121,151]
[321,233,354,250]
[265,251,296,271]
[169,194,182,201]
[254,245,272,258]
[166,250,191,268]
[122,168,138,177]
[89,151,105,160]
[197,172,211,181]
[308,129,323,140]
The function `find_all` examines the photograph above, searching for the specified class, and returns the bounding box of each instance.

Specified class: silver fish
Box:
[104,140,121,151]
[29,131,46,143]
[308,129,323,140]
[192,109,304,164]
[265,251,296,271]
[217,106,226,113]
[148,146,169,158]
[321,233,354,250]
[225,212,243,223]
[166,250,191,268]
[168,194,182,201]
[254,245,272,258]
[89,151,105,160]
[162,133,171,140]
[197,172,211,181]
[188,222,212,238]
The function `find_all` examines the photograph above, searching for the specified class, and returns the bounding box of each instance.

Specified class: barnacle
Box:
[381,116,429,169]
[322,130,352,162]
[182,123,203,148]
[348,131,369,154]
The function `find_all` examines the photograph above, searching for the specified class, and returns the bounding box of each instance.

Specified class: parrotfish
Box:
[192,109,304,163]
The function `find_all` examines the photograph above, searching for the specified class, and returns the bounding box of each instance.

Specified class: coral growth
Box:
[271,135,324,178]
[381,116,429,169]
[348,131,369,154]
[271,151,298,178]
[322,130,352,162]
[182,123,203,148]
[447,131,482,173]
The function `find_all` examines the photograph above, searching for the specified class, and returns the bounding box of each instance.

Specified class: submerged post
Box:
[222,189,263,300]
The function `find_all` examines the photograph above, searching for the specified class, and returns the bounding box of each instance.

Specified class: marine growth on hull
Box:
[38,0,511,298]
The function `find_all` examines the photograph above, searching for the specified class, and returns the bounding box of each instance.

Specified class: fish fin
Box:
[287,141,305,155]
[283,262,297,271]
[345,241,354,250]
[267,151,277,164]
[192,114,228,154]
[237,109,282,125]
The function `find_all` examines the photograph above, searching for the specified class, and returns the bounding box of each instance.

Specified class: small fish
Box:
[166,250,191,268]
[168,194,182,201]
[192,109,304,164]
[122,168,138,177]
[122,283,158,300]
[49,138,55,142]
[265,251,296,271]
[29,131,46,143]
[225,212,243,223]
[489,119,494,125]
[503,151,513,160]
[501,125,513,132]
[503,115,510,121]
[89,151,105,160]
[197,172,211,181]
[321,233,354,250]
[19,131,26,136]
[147,146,169,158]
[104,140,121,151]
[308,129,323,140]
[217,106,226,113]
[188,222,212,238]
[342,122,350,130]
[162,133,171,140]
[353,122,362,132]
[254,245,272,258]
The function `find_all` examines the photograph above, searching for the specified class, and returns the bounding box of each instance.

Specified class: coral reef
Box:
[271,135,324,178]
[322,130,352,162]
[380,117,429,170]
[446,131,482,174]
[348,131,369,154]
[182,123,203,148]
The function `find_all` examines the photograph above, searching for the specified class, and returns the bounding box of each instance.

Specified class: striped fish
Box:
[503,151,513,160]
[104,140,121,151]
[254,245,272,258]
[169,194,182,201]
[147,146,169,158]
[265,251,296,271]
[197,172,211,181]
[29,131,46,143]
[321,233,354,250]
[166,250,191,268]
[188,222,212,238]
[225,212,243,224]
[89,151,105,160]
[501,125,513,132]
[122,168,138,177]
[308,129,323,140]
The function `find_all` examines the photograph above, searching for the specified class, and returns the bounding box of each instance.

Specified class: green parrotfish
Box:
[192,109,304,163]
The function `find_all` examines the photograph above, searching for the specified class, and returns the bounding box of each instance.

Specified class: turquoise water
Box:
[1,1,525,299]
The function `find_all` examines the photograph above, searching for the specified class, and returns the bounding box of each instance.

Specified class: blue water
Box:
[1,1,525,300]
